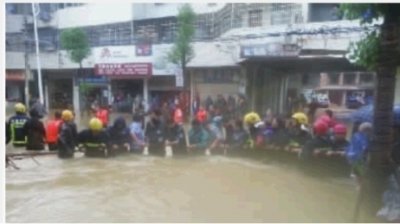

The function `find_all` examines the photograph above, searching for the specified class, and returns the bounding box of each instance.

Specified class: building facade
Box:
[6,3,376,117]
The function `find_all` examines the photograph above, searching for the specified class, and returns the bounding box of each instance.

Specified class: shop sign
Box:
[93,45,178,76]
[94,63,152,76]
[79,75,108,84]
[240,43,301,58]
[6,70,25,81]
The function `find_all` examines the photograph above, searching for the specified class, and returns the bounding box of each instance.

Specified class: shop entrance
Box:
[48,79,73,110]
[111,79,143,113]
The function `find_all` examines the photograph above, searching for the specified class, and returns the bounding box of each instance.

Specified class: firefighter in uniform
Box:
[6,103,29,147]
[78,118,110,158]
[58,110,78,159]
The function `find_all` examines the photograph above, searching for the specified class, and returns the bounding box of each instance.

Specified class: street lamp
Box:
[31,3,44,105]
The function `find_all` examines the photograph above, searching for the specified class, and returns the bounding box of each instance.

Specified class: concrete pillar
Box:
[395,67,400,104]
[72,75,80,123]
[44,75,49,113]
[190,70,194,117]
[143,78,149,111]
[107,78,112,105]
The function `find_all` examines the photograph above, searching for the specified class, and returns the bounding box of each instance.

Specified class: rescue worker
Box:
[144,109,165,156]
[6,103,29,147]
[96,104,110,128]
[299,121,330,160]
[345,122,372,187]
[327,123,349,155]
[23,109,46,151]
[46,111,62,151]
[107,117,132,155]
[187,119,211,153]
[58,110,78,159]
[78,118,110,158]
[163,117,186,157]
[288,112,311,147]
[130,114,147,154]
[205,115,225,156]
[30,98,47,119]
[244,112,261,141]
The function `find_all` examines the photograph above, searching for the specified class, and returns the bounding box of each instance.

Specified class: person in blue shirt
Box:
[205,115,225,155]
[130,114,146,153]
[346,122,372,186]
[6,103,29,147]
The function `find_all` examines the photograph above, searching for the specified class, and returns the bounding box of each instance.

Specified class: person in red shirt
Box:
[96,104,110,128]
[196,105,207,125]
[173,104,183,126]
[46,111,62,151]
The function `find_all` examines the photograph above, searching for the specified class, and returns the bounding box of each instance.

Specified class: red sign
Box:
[6,70,25,81]
[94,63,152,76]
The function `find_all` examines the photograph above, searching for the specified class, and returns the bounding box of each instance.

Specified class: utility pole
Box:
[31,3,44,105]
[23,15,30,107]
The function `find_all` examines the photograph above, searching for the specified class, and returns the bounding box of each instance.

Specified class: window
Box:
[343,73,356,85]
[360,73,374,85]
[309,4,342,22]
[6,4,16,14]
[329,73,340,85]
[248,9,262,27]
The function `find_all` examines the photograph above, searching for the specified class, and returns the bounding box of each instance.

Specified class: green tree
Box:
[340,3,400,221]
[168,4,196,88]
[60,28,91,113]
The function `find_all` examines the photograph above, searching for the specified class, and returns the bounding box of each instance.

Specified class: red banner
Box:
[94,63,152,76]
[6,70,25,81]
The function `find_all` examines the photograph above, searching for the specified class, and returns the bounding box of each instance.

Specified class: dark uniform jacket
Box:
[23,116,46,150]
[6,114,29,147]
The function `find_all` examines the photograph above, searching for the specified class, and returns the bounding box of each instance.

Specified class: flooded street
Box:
[5,152,376,223]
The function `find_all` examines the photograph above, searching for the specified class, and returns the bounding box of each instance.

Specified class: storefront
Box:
[94,62,152,113]
[190,67,244,104]
[6,70,26,103]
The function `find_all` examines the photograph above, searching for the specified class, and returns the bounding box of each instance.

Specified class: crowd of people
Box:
[8,99,398,167]
[6,97,400,221]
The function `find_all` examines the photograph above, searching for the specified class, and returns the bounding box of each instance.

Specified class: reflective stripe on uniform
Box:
[10,122,27,144]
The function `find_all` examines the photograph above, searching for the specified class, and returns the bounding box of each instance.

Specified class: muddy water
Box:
[5,151,378,223]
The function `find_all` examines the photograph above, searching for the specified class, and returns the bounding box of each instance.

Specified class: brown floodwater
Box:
[5,149,380,223]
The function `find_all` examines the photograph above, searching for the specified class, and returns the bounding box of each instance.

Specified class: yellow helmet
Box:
[244,112,261,125]
[292,112,309,125]
[15,103,26,113]
[61,110,74,121]
[89,118,103,131]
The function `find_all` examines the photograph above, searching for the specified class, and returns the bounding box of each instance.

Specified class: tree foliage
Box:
[340,4,400,71]
[60,28,91,66]
[168,4,196,68]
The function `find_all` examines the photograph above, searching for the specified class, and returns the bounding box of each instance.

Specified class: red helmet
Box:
[313,121,329,136]
[333,124,347,135]
[318,115,331,124]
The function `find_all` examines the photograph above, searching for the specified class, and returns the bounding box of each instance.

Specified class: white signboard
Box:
[93,45,179,76]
